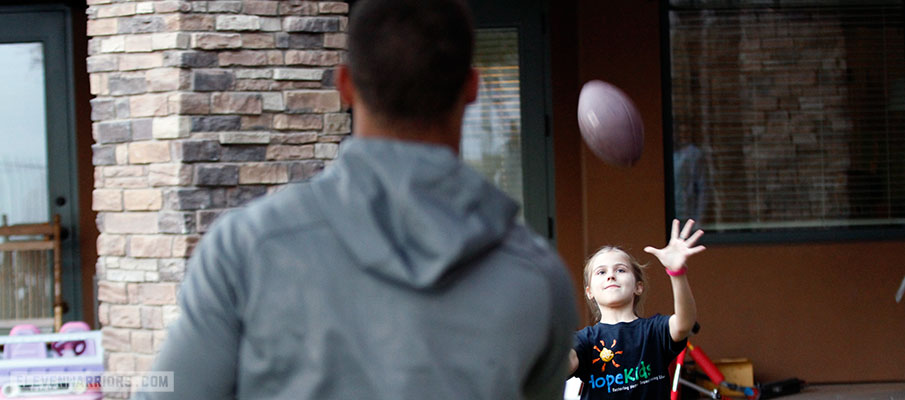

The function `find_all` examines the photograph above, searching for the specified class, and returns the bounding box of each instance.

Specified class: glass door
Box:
[0,6,81,329]
[464,0,554,239]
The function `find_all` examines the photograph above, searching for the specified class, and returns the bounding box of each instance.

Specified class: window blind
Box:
[462,28,524,211]
[668,0,905,234]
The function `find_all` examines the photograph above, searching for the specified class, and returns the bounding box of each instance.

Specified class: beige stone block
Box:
[103,177,149,189]
[131,330,155,354]
[219,131,270,144]
[130,94,168,117]
[261,92,283,111]
[106,269,147,282]
[90,73,108,95]
[192,32,242,49]
[107,353,136,373]
[119,53,164,71]
[324,113,351,134]
[166,14,214,31]
[97,3,136,18]
[141,306,164,329]
[216,15,261,31]
[244,1,279,15]
[130,235,173,258]
[148,164,193,186]
[139,283,179,305]
[120,257,158,271]
[134,355,156,372]
[103,166,146,177]
[285,50,341,66]
[129,141,171,164]
[319,1,348,14]
[97,234,127,257]
[168,92,210,114]
[324,33,347,49]
[98,302,110,326]
[219,50,282,66]
[266,144,314,161]
[315,142,339,159]
[273,68,323,81]
[240,33,275,49]
[211,92,263,115]
[116,143,130,164]
[102,327,131,352]
[103,212,158,234]
[171,235,199,258]
[273,114,322,131]
[98,280,129,304]
[127,283,140,303]
[239,163,289,184]
[124,34,152,52]
[147,68,187,92]
[87,18,118,36]
[285,90,340,113]
[271,132,317,145]
[151,32,190,50]
[152,116,192,139]
[100,36,125,53]
[93,189,123,211]
[136,2,154,14]
[110,304,142,328]
[124,189,163,211]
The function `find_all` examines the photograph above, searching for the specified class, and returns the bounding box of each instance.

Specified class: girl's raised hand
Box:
[643,219,705,272]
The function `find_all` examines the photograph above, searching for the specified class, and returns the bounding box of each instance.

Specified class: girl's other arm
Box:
[644,219,703,342]
[569,349,579,374]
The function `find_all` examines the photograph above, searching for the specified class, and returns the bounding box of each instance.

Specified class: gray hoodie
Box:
[139,138,577,399]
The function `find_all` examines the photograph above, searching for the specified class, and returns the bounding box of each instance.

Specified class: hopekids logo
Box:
[586,339,658,393]
[588,361,654,393]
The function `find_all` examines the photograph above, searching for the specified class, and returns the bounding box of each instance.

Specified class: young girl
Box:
[569,219,703,399]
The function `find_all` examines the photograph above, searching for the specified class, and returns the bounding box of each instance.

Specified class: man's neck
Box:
[350,106,464,154]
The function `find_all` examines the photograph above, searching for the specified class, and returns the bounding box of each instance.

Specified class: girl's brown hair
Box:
[583,246,647,323]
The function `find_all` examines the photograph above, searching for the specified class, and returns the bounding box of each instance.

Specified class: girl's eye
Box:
[595,270,605,275]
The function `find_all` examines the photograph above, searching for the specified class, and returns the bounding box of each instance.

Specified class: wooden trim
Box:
[0,241,55,252]
[0,222,54,237]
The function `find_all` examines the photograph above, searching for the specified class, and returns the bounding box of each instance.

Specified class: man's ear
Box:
[336,64,355,106]
[464,67,479,104]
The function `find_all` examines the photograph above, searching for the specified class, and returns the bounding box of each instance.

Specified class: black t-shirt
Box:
[572,314,686,399]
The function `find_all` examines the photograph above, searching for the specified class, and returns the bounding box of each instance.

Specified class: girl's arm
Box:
[569,348,579,374]
[644,219,704,342]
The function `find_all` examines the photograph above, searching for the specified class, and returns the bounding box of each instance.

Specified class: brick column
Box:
[86,1,349,396]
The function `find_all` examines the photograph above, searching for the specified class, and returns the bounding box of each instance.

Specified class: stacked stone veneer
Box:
[86,1,349,396]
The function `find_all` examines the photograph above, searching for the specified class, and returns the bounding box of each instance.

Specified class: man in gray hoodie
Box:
[138,0,578,398]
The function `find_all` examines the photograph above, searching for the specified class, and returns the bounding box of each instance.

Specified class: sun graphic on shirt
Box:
[592,338,623,372]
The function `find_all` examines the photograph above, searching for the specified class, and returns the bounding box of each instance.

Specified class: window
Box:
[665,0,905,242]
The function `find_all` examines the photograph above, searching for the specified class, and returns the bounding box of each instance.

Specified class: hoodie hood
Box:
[311,137,519,289]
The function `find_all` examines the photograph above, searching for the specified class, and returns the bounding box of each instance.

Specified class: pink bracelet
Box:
[665,266,687,277]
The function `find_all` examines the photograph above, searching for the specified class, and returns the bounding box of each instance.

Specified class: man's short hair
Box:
[347,0,475,124]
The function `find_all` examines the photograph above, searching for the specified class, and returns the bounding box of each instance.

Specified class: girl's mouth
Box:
[604,284,620,290]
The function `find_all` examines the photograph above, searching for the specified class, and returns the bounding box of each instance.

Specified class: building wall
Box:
[85,1,349,396]
[554,0,905,384]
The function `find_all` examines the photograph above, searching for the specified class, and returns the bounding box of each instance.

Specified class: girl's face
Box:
[585,250,643,311]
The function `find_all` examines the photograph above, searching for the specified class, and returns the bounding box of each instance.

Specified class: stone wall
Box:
[85,1,349,396]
